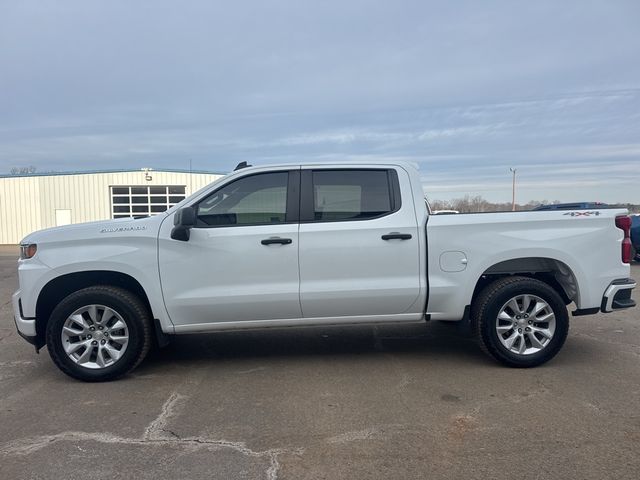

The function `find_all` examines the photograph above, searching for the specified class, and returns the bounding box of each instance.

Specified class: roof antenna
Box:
[234,161,252,171]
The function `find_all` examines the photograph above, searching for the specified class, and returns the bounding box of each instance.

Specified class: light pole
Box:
[510,168,517,211]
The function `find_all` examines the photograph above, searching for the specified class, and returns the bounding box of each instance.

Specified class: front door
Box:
[158,169,302,327]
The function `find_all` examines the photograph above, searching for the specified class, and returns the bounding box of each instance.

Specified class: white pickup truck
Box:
[12,162,636,381]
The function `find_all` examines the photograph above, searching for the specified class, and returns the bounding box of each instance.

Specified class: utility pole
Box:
[510,168,517,211]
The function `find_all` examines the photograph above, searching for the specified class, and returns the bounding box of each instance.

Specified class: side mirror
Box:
[171,207,197,241]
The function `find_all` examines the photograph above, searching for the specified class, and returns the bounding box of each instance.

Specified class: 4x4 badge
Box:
[563,211,601,217]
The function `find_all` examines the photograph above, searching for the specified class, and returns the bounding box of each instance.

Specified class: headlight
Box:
[19,244,37,260]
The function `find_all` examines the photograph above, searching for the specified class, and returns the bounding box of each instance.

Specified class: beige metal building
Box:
[0,168,225,244]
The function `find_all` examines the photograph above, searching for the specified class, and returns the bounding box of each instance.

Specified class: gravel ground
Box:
[0,245,638,479]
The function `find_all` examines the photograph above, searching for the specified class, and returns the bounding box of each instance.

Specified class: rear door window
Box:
[308,170,398,222]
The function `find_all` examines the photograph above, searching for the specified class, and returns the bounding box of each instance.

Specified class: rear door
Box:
[298,167,421,318]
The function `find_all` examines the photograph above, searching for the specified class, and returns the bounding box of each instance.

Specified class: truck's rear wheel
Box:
[46,286,152,381]
[473,276,569,367]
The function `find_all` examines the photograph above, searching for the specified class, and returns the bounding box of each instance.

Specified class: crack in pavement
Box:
[0,391,303,480]
[143,392,187,440]
[326,427,381,444]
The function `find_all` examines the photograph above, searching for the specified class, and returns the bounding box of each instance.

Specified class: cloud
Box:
[0,1,639,203]
[541,143,640,159]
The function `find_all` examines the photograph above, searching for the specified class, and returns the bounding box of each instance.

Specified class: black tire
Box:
[472,276,569,368]
[46,286,152,382]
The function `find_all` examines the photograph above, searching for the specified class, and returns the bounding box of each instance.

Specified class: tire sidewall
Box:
[480,280,569,367]
[46,288,146,381]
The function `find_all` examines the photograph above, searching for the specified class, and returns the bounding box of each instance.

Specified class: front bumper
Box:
[601,278,636,313]
[12,290,37,345]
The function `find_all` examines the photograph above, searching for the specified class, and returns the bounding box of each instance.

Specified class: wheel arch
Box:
[34,271,154,349]
[471,257,579,307]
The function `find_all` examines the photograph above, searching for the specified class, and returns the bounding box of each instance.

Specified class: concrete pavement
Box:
[1,245,639,479]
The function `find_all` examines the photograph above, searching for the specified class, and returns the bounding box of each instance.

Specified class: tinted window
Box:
[197,172,288,226]
[312,170,393,221]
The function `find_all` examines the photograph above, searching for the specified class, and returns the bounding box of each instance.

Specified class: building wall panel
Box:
[0,171,223,244]
[0,177,43,245]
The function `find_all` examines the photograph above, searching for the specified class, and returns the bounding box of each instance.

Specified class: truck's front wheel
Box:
[473,276,569,367]
[46,286,152,381]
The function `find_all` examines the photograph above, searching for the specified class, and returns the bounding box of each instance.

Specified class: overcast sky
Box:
[1,0,639,203]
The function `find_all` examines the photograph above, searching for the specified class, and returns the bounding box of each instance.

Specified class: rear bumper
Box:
[601,278,636,313]
[12,290,37,345]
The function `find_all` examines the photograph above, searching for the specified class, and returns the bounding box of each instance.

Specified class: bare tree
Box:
[10,166,37,175]
[427,194,568,213]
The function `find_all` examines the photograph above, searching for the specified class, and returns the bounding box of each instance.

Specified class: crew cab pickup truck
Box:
[12,162,637,381]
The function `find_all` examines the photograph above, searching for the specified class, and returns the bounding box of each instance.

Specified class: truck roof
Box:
[233,160,420,172]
